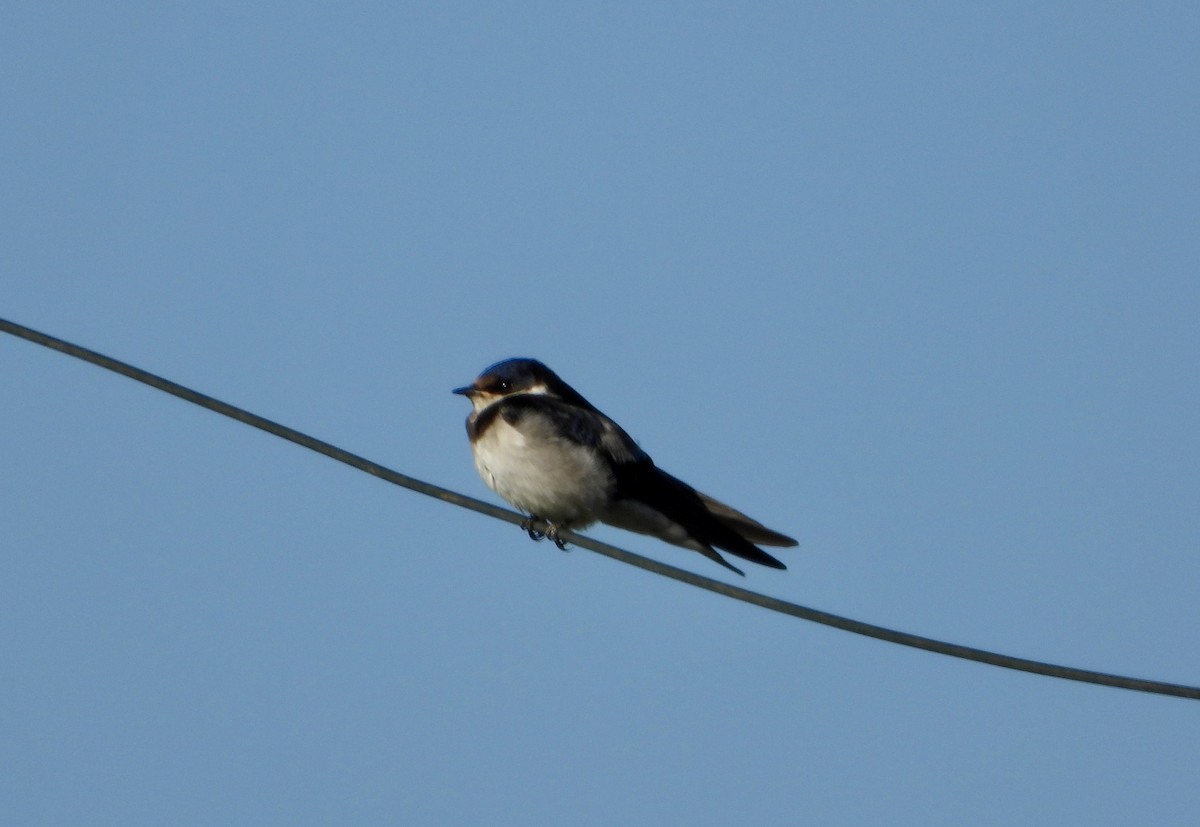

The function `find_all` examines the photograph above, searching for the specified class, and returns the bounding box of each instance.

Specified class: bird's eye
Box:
[497,380,511,391]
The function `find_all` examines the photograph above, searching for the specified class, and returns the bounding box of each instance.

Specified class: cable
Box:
[3,316,1198,701]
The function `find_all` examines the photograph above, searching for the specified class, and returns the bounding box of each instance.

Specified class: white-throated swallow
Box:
[453,358,797,575]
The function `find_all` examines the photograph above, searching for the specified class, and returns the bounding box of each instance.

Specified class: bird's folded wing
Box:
[696,491,798,547]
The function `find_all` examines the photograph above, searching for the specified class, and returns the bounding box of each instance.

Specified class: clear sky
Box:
[3,3,1198,824]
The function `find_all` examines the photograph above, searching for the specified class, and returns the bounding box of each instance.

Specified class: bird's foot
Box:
[546,525,570,551]
[520,516,570,551]
[520,516,546,542]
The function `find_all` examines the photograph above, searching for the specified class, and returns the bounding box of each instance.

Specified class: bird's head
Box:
[453,358,571,413]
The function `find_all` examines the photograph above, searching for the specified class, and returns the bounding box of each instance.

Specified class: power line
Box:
[3,315,1197,701]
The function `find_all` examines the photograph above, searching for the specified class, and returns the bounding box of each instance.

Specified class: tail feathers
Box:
[710,533,787,571]
[696,546,746,577]
[686,491,791,572]
[696,491,798,548]
[611,463,795,574]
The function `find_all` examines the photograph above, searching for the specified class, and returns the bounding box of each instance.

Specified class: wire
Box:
[3,316,1198,701]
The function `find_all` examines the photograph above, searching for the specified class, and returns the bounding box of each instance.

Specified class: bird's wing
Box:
[497,395,649,464]
[694,491,798,547]
[611,463,787,570]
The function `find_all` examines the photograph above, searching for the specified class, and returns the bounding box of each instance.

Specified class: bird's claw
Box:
[520,517,546,542]
[547,527,570,551]
[521,517,570,551]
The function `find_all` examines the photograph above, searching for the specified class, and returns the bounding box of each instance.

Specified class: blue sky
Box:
[3,2,1198,824]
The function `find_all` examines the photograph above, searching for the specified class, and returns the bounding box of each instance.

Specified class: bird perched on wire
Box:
[453,358,797,575]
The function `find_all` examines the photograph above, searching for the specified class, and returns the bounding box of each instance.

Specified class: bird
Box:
[453,358,797,575]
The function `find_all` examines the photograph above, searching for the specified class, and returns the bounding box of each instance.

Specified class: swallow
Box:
[453,358,797,575]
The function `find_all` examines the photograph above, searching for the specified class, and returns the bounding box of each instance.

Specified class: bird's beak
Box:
[452,385,475,396]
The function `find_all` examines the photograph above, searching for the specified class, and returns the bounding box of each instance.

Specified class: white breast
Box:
[472,415,612,528]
